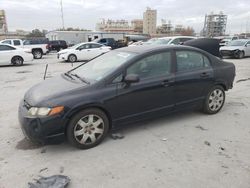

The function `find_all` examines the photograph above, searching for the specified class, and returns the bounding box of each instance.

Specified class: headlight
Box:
[28,106,64,116]
[58,52,67,55]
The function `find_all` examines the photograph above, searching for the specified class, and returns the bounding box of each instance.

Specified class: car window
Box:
[180,38,193,43]
[77,44,90,50]
[91,44,102,48]
[171,38,180,45]
[13,40,21,46]
[100,39,106,43]
[176,51,211,72]
[0,45,16,51]
[127,52,171,80]
[2,40,11,45]
[247,41,250,45]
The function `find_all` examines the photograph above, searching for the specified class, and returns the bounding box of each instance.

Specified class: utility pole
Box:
[60,0,65,30]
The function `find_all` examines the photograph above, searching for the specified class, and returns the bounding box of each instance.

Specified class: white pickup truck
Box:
[0,39,49,59]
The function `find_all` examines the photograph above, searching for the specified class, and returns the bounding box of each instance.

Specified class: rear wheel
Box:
[67,108,109,149]
[12,56,23,66]
[203,85,225,114]
[68,54,77,62]
[32,49,43,59]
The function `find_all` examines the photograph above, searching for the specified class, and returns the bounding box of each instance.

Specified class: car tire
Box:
[203,85,225,114]
[66,108,109,149]
[11,56,24,66]
[236,51,244,59]
[33,49,43,59]
[68,54,77,62]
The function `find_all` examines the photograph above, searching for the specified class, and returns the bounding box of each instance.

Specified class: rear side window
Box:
[176,51,211,72]
[91,44,102,48]
[14,40,21,46]
[0,45,15,51]
[2,40,11,44]
[127,52,171,80]
[100,39,106,43]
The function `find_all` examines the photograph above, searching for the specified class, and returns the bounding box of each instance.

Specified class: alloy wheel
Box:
[208,89,224,112]
[73,114,104,145]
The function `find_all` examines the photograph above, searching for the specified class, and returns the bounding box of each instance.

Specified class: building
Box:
[157,20,173,35]
[0,10,8,34]
[202,12,227,37]
[143,7,157,35]
[131,19,143,33]
[46,30,127,44]
[95,19,134,33]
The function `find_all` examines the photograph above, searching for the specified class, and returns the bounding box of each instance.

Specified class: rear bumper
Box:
[18,100,66,144]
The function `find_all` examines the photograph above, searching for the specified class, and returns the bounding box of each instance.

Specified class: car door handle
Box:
[161,80,174,87]
[200,72,209,78]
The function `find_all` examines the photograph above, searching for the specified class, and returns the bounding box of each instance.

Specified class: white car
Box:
[57,42,111,62]
[143,36,196,45]
[0,44,33,66]
[220,39,250,59]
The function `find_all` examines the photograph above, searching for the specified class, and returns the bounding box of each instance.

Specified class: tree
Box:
[181,27,195,36]
[26,29,45,37]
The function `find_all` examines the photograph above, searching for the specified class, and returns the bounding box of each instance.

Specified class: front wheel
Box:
[203,85,225,114]
[32,50,43,59]
[236,51,244,59]
[67,108,109,149]
[68,54,77,62]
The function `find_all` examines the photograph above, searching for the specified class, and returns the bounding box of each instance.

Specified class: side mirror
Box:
[124,74,140,84]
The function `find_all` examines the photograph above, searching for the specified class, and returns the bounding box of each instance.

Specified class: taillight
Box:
[46,44,49,49]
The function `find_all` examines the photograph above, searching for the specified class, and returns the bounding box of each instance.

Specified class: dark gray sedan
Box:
[19,45,235,149]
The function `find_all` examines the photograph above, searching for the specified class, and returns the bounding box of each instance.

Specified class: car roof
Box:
[115,45,204,55]
[160,36,196,39]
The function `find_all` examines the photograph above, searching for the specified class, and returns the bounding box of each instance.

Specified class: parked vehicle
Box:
[49,40,68,52]
[184,38,221,57]
[0,38,49,59]
[0,44,33,66]
[144,36,196,45]
[57,42,111,62]
[220,39,250,59]
[19,45,235,149]
[93,38,117,49]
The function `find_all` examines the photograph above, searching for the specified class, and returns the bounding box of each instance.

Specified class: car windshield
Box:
[228,40,247,46]
[70,51,136,82]
[69,43,83,49]
[145,38,171,45]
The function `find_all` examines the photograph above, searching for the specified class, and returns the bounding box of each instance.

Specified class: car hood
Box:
[58,48,73,54]
[24,74,87,106]
[220,46,244,51]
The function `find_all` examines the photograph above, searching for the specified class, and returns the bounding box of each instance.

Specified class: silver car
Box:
[220,39,250,59]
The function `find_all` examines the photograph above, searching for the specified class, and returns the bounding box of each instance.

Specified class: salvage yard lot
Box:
[0,53,250,188]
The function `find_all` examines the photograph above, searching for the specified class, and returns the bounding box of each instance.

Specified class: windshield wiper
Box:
[71,73,90,84]
[64,72,75,80]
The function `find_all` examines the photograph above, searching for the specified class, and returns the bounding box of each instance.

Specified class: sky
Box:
[1,0,250,34]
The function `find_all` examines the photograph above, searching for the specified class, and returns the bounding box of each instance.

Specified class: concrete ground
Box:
[0,53,250,188]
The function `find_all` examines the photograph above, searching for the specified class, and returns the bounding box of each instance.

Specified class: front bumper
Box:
[18,100,66,144]
[220,50,239,57]
[57,53,67,61]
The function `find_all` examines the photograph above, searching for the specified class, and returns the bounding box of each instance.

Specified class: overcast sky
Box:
[1,0,250,34]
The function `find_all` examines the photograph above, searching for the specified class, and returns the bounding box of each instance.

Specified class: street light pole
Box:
[60,0,65,30]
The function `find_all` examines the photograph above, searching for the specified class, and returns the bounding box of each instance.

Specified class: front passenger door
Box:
[111,51,175,123]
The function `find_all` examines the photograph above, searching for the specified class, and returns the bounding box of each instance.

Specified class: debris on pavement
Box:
[195,125,208,131]
[204,141,211,146]
[28,175,70,188]
[110,133,124,140]
[59,167,64,174]
[39,168,48,173]
[40,148,47,154]
[219,147,226,151]
[236,78,250,83]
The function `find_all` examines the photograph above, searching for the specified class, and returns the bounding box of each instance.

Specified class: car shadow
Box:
[29,110,205,153]
[0,63,33,68]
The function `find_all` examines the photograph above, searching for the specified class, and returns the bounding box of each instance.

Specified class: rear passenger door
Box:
[174,50,214,109]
